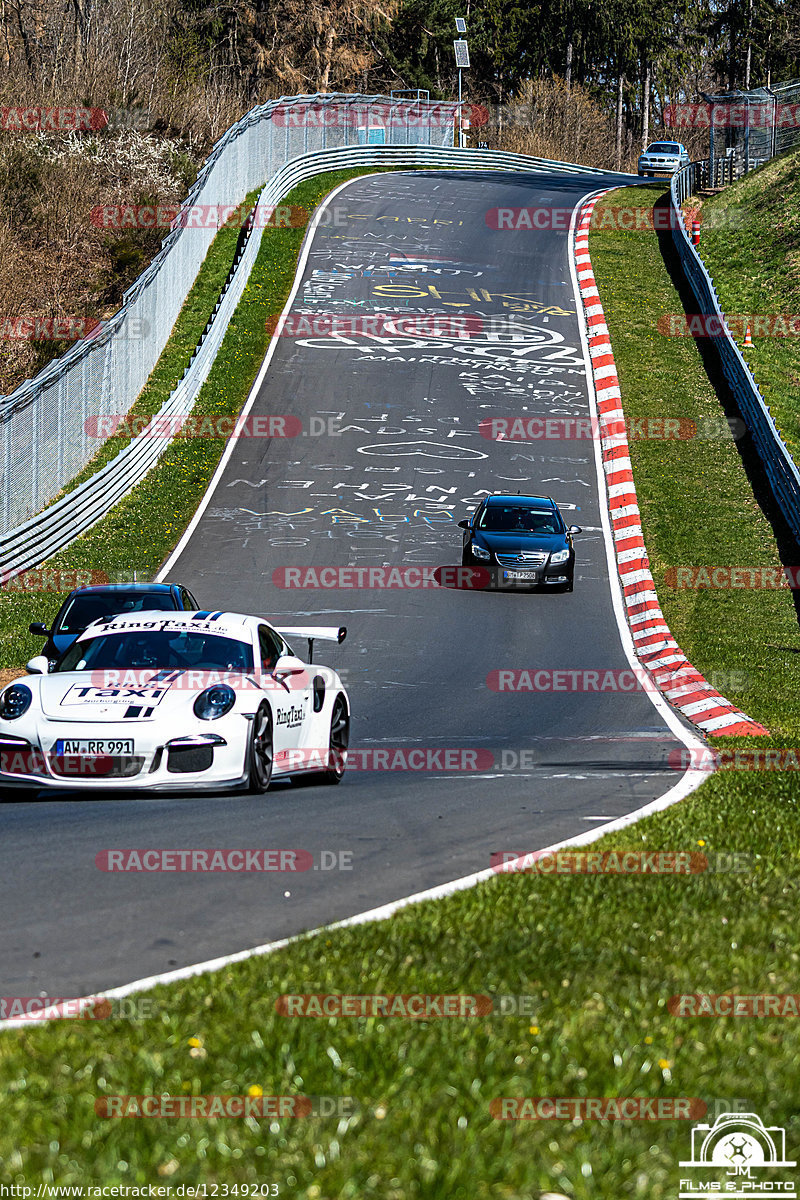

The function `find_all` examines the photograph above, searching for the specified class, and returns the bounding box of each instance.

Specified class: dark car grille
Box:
[0,739,45,775]
[495,551,549,567]
[49,754,145,779]
[167,744,214,774]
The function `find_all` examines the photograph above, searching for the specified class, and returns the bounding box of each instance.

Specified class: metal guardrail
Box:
[671,163,800,546]
[0,141,607,580]
[0,93,458,534]
[676,157,736,191]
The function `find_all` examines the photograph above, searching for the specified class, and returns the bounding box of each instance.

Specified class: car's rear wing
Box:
[275,625,347,663]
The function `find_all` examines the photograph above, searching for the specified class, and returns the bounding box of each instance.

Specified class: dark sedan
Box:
[458,495,581,591]
[28,581,200,670]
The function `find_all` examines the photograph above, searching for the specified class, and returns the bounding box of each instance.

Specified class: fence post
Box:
[744,96,750,172]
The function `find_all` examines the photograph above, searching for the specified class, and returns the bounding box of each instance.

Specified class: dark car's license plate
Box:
[503,570,539,581]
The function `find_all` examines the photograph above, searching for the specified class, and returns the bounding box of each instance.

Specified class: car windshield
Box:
[57,592,176,634]
[647,143,680,154]
[56,630,254,673]
[478,506,560,534]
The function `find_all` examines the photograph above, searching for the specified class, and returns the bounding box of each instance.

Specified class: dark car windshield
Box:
[646,143,681,154]
[57,591,176,634]
[56,630,254,673]
[478,506,561,535]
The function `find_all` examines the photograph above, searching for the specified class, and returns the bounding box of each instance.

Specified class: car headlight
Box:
[550,548,570,565]
[0,684,32,721]
[193,684,236,721]
[471,544,491,561]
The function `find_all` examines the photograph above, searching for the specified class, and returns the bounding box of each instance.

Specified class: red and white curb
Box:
[573,193,768,738]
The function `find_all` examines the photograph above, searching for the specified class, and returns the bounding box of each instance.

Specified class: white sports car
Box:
[0,611,350,794]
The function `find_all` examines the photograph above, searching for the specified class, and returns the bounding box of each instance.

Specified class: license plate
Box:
[55,739,134,756]
[503,570,539,580]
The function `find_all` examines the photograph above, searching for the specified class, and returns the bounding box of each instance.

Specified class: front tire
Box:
[246,703,273,794]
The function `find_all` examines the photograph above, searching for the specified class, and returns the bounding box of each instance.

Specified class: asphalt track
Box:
[0,168,698,998]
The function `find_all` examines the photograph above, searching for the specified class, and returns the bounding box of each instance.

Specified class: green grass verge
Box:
[2,175,800,1193]
[591,183,800,742]
[0,167,394,670]
[0,772,797,1194]
[695,147,800,466]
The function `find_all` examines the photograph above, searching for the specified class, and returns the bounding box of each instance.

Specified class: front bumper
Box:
[0,718,252,793]
[638,161,681,175]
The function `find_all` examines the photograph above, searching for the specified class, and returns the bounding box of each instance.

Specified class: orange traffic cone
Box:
[743,322,753,348]
[691,221,701,247]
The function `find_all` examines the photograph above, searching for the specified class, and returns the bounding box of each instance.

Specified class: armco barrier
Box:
[670,165,800,546]
[0,141,608,580]
[0,94,456,535]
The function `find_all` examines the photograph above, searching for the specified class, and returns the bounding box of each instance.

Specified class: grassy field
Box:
[0,167,393,675]
[1,174,800,1193]
[0,761,797,1196]
[694,147,800,466]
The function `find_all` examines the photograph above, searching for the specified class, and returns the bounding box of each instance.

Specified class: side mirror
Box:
[25,655,50,675]
[271,656,308,689]
[457,519,471,530]
[29,623,49,636]
[568,525,582,535]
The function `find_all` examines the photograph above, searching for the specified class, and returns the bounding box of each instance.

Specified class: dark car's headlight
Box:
[0,684,32,721]
[550,548,570,565]
[471,544,491,560]
[193,684,236,721]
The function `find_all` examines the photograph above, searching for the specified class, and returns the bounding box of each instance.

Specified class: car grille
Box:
[495,551,548,567]
[167,744,214,774]
[49,754,145,779]
[0,739,45,775]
